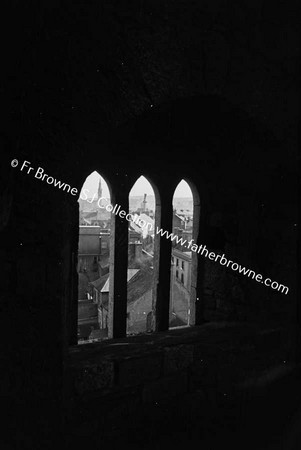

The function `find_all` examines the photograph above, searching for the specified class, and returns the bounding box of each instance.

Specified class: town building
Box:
[170,248,192,326]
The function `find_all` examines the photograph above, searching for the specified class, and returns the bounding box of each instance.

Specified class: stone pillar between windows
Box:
[156,191,173,332]
[108,184,129,339]
[195,194,207,326]
[189,196,201,326]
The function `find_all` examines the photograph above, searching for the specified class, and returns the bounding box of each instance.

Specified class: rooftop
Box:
[101,269,139,293]
[172,248,192,260]
[127,266,154,304]
[89,273,110,292]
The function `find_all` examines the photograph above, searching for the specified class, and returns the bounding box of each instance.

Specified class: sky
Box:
[81,172,193,199]
[81,171,110,198]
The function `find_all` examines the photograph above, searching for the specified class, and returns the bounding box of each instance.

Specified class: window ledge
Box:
[68,321,274,364]
[65,321,290,403]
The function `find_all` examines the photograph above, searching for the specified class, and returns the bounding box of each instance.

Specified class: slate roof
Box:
[89,273,110,292]
[87,266,153,304]
[101,268,139,293]
[127,266,154,304]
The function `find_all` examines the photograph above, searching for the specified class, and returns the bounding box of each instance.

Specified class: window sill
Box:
[68,321,267,363]
[66,321,290,403]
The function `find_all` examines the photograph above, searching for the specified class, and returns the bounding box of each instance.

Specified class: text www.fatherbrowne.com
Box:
[155,227,289,295]
[11,159,289,295]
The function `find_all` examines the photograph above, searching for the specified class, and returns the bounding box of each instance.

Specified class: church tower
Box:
[98,178,102,206]
[141,193,147,212]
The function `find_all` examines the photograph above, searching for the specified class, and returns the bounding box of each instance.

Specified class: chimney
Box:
[135,241,142,259]
[128,241,142,264]
[142,193,147,211]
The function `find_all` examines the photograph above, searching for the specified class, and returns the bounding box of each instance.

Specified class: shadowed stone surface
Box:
[164,344,194,374]
[71,360,114,395]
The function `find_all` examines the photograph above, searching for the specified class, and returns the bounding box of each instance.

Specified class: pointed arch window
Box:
[77,171,112,344]
[72,170,201,347]
[169,179,199,328]
[126,175,160,335]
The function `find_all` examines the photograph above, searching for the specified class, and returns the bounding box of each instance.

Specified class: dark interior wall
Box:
[1,1,298,448]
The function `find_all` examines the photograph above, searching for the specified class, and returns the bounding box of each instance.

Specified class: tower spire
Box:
[97,177,103,208]
[98,177,102,199]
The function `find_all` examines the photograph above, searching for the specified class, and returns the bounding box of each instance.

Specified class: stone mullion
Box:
[155,192,173,332]
[108,187,129,339]
[195,206,206,326]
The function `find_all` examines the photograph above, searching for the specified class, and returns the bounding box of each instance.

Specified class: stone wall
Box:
[65,322,293,448]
